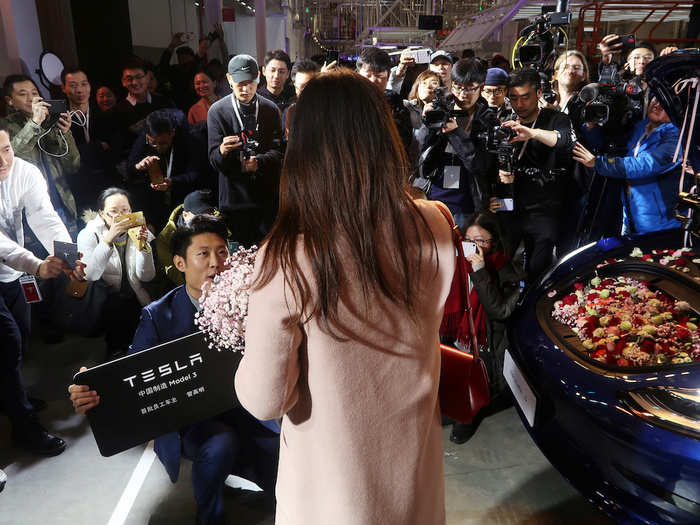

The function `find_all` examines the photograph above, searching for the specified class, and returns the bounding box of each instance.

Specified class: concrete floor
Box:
[0,330,616,525]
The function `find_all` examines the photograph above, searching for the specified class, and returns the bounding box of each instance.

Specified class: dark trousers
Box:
[0,280,34,424]
[181,406,279,524]
[102,293,143,354]
[513,211,559,282]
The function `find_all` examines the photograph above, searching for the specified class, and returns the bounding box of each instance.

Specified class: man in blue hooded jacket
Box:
[573,98,681,235]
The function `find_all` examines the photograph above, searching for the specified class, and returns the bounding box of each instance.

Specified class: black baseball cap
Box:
[228,54,259,83]
[183,190,216,214]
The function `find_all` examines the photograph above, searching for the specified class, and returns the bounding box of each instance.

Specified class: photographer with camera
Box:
[357,47,414,158]
[599,35,656,77]
[404,70,443,131]
[598,35,657,117]
[572,39,656,246]
[127,110,209,231]
[207,55,283,245]
[483,68,512,122]
[1,75,79,236]
[415,58,498,230]
[572,97,681,235]
[547,50,615,252]
[499,67,575,281]
[389,49,454,96]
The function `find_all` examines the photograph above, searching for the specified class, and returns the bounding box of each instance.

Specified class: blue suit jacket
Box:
[595,120,681,234]
[129,285,279,483]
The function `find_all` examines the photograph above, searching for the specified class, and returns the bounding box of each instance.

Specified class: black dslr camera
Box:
[422,87,469,130]
[239,130,259,160]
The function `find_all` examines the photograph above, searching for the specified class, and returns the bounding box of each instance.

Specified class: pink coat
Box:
[235,200,455,525]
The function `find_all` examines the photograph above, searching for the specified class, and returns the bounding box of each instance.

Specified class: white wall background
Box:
[129,0,201,50]
[3,0,46,95]
[128,0,285,65]
[224,15,286,59]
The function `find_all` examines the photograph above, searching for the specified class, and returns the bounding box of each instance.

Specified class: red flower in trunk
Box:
[563,294,577,305]
[676,326,691,340]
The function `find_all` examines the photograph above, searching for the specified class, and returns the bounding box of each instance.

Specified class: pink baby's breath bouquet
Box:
[195,245,258,352]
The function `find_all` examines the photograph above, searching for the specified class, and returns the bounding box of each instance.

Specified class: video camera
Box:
[579,61,645,155]
[518,11,571,67]
[422,86,469,130]
[517,9,571,105]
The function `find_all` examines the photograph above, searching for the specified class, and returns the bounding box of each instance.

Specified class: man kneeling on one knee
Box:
[68,215,279,525]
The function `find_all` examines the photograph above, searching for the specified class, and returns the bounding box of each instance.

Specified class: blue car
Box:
[507,228,700,525]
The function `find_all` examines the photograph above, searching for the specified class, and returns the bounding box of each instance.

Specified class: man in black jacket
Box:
[128,109,210,231]
[207,55,283,245]
[257,50,296,115]
[499,67,575,280]
[61,67,121,209]
[416,58,499,231]
[356,47,414,159]
[113,58,176,159]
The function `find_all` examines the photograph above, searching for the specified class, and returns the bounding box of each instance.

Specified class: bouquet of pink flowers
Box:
[195,245,258,352]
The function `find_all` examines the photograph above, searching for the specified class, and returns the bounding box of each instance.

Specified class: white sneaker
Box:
[0,468,6,492]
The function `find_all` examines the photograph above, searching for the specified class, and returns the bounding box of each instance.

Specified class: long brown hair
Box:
[254,69,435,336]
[407,70,443,107]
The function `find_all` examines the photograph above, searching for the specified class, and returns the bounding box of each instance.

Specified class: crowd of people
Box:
[0,25,690,524]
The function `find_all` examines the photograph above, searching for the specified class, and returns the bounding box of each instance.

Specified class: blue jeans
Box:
[0,279,34,424]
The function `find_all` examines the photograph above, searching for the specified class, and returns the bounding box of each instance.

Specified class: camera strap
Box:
[166,147,174,180]
[516,115,539,162]
[231,95,259,134]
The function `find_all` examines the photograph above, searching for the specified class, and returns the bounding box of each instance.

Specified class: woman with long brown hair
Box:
[235,70,455,525]
[405,69,443,130]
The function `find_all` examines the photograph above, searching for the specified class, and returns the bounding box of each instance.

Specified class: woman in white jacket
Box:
[77,187,155,357]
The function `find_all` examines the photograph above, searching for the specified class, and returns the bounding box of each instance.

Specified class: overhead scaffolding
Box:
[437,0,699,58]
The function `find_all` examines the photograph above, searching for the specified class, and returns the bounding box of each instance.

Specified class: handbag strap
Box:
[434,202,481,359]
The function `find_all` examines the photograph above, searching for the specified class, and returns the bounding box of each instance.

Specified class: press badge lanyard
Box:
[231,95,259,133]
[166,147,174,179]
[516,113,540,162]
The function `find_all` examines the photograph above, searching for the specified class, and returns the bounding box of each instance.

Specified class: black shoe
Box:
[450,422,476,444]
[0,468,6,493]
[12,418,66,457]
